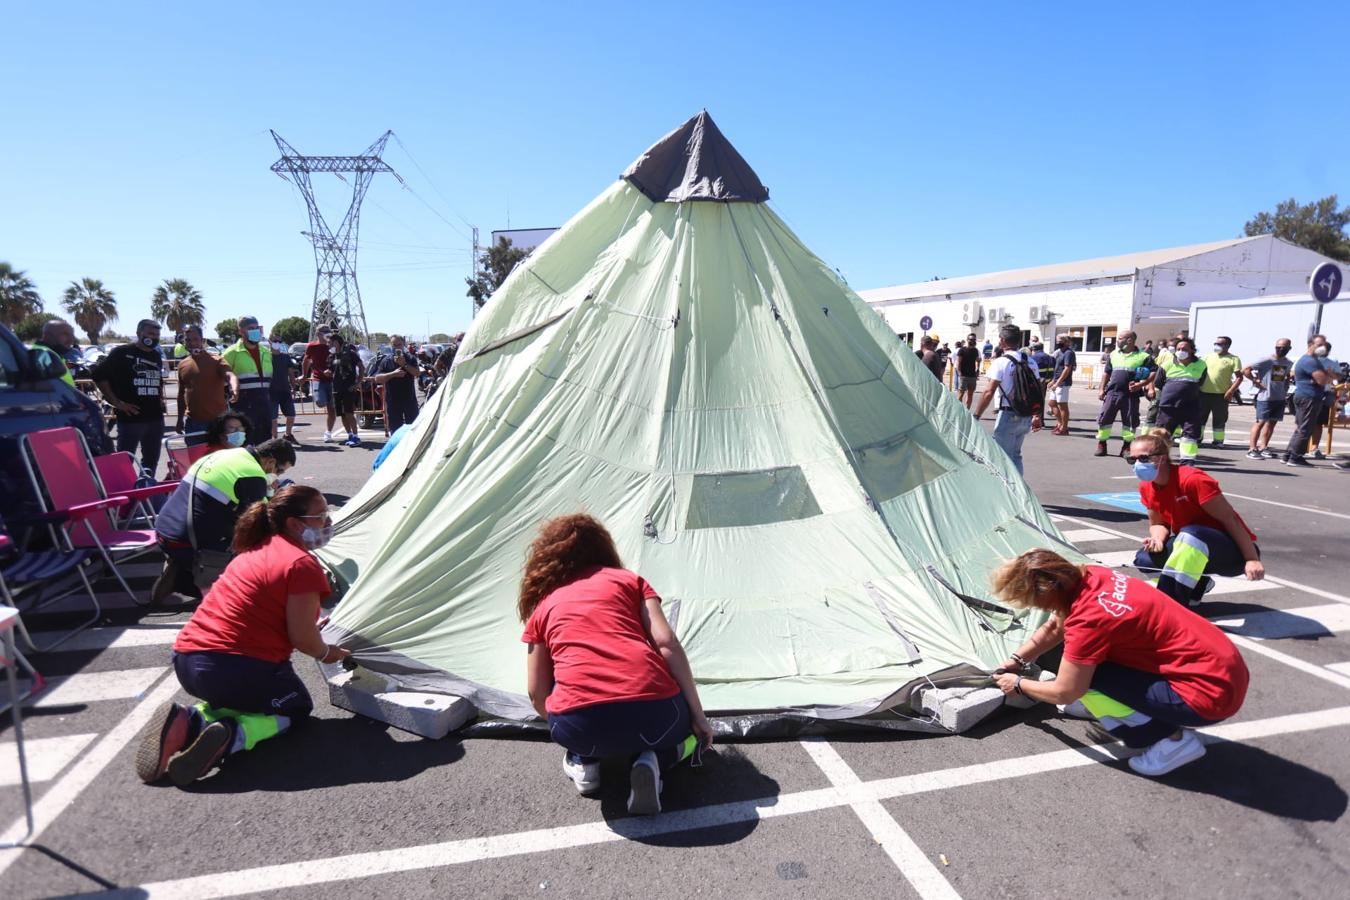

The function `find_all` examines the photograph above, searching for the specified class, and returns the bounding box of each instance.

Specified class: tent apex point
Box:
[623,110,769,204]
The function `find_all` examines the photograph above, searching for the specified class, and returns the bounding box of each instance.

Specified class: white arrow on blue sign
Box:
[1312,262,1342,304]
[920,315,933,331]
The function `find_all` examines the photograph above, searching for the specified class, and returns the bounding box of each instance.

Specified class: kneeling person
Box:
[136,486,348,785]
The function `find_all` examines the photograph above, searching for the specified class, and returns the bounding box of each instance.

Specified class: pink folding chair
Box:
[93,451,176,528]
[162,432,214,482]
[20,428,159,603]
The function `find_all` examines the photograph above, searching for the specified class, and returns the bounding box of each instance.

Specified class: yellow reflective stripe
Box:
[1079,690,1137,719]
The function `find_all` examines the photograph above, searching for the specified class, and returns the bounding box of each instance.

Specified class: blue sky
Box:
[5,2,1347,340]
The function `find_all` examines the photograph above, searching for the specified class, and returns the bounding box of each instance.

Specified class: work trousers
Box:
[1133,524,1249,605]
[115,419,164,476]
[232,391,273,446]
[173,651,312,753]
[1283,395,1324,461]
[1080,663,1225,749]
[384,396,419,432]
[1155,400,1201,462]
[1096,389,1141,442]
[1198,392,1231,444]
[548,693,695,770]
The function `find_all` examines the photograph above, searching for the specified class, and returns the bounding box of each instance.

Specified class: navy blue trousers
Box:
[1090,662,1221,748]
[1132,524,1248,604]
[548,693,691,771]
[172,650,313,719]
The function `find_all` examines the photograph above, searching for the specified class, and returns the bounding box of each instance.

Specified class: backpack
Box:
[1004,352,1044,417]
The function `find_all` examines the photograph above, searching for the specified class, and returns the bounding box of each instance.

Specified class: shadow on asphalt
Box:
[1041,504,1141,524]
[1162,739,1348,822]
[597,744,780,846]
[173,716,465,794]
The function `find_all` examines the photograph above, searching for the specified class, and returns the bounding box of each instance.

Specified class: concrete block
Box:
[327,665,474,739]
[918,685,1005,733]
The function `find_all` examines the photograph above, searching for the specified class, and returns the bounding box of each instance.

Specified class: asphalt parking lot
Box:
[2,384,1348,899]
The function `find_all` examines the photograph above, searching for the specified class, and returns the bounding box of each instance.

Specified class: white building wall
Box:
[1134,237,1329,322]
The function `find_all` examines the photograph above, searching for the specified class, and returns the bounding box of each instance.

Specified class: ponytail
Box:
[1134,427,1173,456]
[231,484,323,553]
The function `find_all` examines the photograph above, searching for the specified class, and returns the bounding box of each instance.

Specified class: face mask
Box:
[1314,346,1330,358]
[246,328,263,342]
[1176,350,1192,361]
[1214,344,1224,352]
[190,346,203,355]
[139,335,156,349]
[301,524,333,550]
[225,431,246,447]
[1133,460,1159,482]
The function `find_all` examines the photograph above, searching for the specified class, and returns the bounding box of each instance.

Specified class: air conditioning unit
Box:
[987,306,1005,324]
[961,301,983,326]
[1028,305,1043,324]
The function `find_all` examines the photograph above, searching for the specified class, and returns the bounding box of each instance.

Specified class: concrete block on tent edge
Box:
[325,664,474,739]
[918,685,1006,733]
[1002,667,1057,710]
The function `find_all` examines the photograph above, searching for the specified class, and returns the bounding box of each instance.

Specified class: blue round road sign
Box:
[1311,262,1342,304]
[920,315,933,331]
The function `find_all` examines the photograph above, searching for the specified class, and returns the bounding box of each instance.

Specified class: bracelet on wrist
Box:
[1014,675,1024,696]
[1010,652,1029,667]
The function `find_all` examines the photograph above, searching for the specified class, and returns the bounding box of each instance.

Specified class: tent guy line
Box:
[122,705,1350,899]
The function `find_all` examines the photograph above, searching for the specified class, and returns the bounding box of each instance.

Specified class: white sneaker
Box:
[627,750,662,815]
[1057,699,1093,719]
[1128,729,1206,777]
[323,431,334,443]
[561,751,600,795]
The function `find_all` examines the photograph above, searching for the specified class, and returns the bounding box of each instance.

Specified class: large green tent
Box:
[320,112,1067,735]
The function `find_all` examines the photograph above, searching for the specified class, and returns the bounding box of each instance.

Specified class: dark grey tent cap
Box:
[623,111,769,203]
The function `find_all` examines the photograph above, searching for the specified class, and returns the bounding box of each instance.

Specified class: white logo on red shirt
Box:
[1096,571,1134,618]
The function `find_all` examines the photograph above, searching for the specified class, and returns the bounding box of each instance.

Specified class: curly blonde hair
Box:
[990,548,1086,614]
[517,514,623,622]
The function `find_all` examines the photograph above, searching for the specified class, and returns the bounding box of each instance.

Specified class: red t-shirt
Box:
[174,534,332,663]
[1138,465,1256,542]
[302,341,332,382]
[520,566,679,715]
[1062,566,1248,720]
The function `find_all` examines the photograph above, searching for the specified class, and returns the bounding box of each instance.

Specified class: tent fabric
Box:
[319,116,1075,735]
[621,110,769,204]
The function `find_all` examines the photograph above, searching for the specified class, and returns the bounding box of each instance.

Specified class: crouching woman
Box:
[989,549,1248,777]
[520,514,713,815]
[135,485,350,786]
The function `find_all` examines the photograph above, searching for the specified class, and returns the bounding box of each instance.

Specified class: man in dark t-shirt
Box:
[371,334,420,431]
[918,336,945,383]
[327,332,365,447]
[955,333,982,409]
[92,318,166,474]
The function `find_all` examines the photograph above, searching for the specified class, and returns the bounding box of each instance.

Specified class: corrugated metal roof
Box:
[858,235,1266,302]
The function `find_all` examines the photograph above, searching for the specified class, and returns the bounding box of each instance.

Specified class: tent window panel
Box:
[685,467,822,529]
[855,436,950,502]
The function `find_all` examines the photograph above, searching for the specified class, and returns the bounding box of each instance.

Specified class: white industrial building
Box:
[859,234,1339,354]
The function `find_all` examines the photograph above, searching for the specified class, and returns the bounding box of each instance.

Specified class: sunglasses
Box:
[1124,453,1166,465]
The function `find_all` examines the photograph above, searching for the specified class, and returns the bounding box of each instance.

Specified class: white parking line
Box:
[1211,604,1350,641]
[29,625,182,653]
[1225,635,1350,691]
[0,734,97,787]
[0,667,177,876]
[800,740,961,900]
[34,667,166,708]
[1059,528,1117,544]
[126,705,1350,899]
[1327,663,1350,678]
[1223,493,1350,522]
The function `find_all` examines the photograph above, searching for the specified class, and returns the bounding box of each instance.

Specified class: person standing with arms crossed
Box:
[1047,334,1077,435]
[1284,335,1338,467]
[175,325,233,435]
[1241,338,1294,460]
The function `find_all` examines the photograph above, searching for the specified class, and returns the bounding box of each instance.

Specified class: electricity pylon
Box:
[270,130,404,341]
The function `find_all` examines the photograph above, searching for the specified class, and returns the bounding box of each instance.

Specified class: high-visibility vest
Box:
[187,446,267,507]
[1162,358,1208,384]
[1106,348,1152,389]
[221,340,273,394]
[173,343,188,359]
[33,342,76,387]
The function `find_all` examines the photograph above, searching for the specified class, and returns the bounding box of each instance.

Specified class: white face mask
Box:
[1176,350,1192,361]
[301,523,332,550]
[1214,344,1224,352]
[1314,345,1330,358]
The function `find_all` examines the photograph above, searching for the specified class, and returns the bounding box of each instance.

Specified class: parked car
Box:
[0,322,112,518]
[288,341,308,358]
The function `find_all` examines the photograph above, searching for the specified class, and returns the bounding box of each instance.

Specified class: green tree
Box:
[150,278,206,334]
[271,316,313,344]
[215,318,241,344]
[15,311,60,341]
[102,330,132,344]
[369,331,390,346]
[0,262,44,328]
[430,332,452,342]
[466,236,529,311]
[1243,195,1350,263]
[62,278,118,344]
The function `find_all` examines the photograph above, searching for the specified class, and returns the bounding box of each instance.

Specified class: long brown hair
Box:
[518,514,623,622]
[990,548,1087,615]
[233,484,324,553]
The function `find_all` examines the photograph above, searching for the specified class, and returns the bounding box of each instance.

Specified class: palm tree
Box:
[0,262,44,327]
[150,278,205,334]
[62,278,118,344]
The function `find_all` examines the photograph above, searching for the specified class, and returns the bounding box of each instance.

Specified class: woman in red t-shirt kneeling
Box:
[990,549,1249,777]
[134,485,351,787]
[520,515,713,815]
[1128,428,1263,607]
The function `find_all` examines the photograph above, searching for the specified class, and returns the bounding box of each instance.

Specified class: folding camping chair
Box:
[0,510,100,653]
[93,451,176,528]
[163,431,213,481]
[20,427,159,604]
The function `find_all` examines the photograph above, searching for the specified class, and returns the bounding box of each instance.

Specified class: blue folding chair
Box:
[0,509,103,652]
